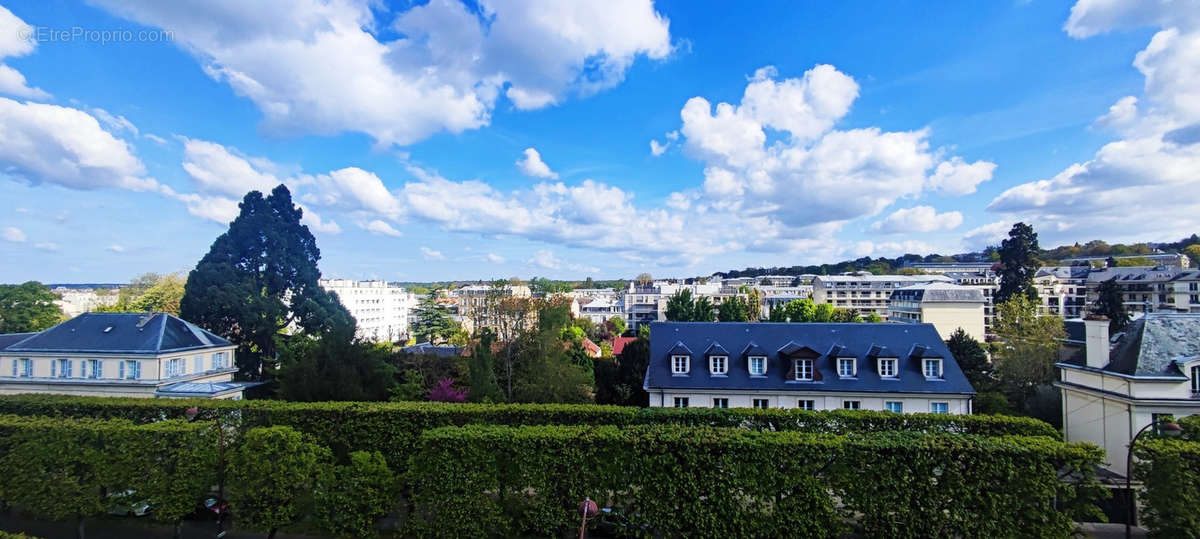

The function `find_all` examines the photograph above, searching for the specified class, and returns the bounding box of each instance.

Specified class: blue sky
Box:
[1,0,1198,283]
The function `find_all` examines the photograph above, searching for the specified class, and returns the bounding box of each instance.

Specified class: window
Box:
[213,352,227,370]
[120,360,141,380]
[709,355,728,375]
[878,358,898,378]
[12,358,33,377]
[923,359,943,379]
[930,402,949,414]
[713,398,729,408]
[843,400,861,410]
[837,358,856,377]
[1192,365,1200,394]
[748,356,767,376]
[885,401,903,413]
[671,355,690,375]
[752,398,769,409]
[794,359,814,381]
[797,399,815,410]
[673,397,689,408]
[195,355,204,374]
[52,358,71,378]
[87,359,102,379]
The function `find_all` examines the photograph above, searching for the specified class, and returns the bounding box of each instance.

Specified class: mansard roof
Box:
[2,313,232,355]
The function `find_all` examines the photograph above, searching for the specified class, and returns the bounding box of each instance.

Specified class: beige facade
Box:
[888,283,987,341]
[2,347,240,398]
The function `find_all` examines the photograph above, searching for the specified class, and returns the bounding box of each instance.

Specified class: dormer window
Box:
[837,357,857,378]
[748,355,767,376]
[878,358,898,378]
[709,355,728,375]
[794,358,814,381]
[923,358,943,379]
[671,355,690,375]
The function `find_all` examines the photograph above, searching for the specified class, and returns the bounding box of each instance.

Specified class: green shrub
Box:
[1134,438,1200,538]
[227,426,330,538]
[408,424,1103,539]
[314,451,397,538]
[0,394,1059,476]
[0,415,216,537]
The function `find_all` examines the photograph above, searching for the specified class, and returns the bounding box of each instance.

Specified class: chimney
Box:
[1083,314,1110,369]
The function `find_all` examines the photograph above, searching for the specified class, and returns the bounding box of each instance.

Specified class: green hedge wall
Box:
[0,394,1058,474]
[0,414,216,529]
[407,425,1104,539]
[1135,438,1200,538]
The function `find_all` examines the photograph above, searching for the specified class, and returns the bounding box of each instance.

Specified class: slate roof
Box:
[891,283,986,303]
[1103,313,1200,377]
[0,333,37,351]
[646,322,975,395]
[2,313,231,355]
[1084,266,1182,284]
[401,342,463,358]
[156,381,258,397]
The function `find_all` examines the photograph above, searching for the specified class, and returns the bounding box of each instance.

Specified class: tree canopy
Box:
[95,273,186,315]
[180,185,353,378]
[411,289,457,344]
[991,295,1065,425]
[0,281,63,333]
[995,222,1041,304]
[664,289,715,322]
[1091,279,1131,333]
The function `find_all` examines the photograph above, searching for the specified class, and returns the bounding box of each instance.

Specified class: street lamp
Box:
[1126,418,1183,539]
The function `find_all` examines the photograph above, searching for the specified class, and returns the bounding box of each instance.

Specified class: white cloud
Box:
[91,108,138,136]
[486,252,504,263]
[420,246,445,260]
[144,133,168,145]
[0,97,156,191]
[2,226,25,242]
[516,147,558,179]
[107,244,126,253]
[649,139,668,156]
[363,219,401,237]
[93,0,672,147]
[0,6,49,99]
[926,157,996,196]
[871,205,963,233]
[528,249,562,269]
[988,2,1200,243]
[34,242,58,251]
[180,137,279,198]
[963,221,1012,250]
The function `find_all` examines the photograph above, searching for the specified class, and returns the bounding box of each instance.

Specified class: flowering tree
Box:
[427,378,467,402]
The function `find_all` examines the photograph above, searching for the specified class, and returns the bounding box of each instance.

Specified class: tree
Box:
[812,303,835,322]
[277,337,396,401]
[467,329,503,402]
[427,378,468,402]
[636,273,653,286]
[0,281,63,333]
[995,222,1041,304]
[607,316,627,337]
[228,426,330,539]
[314,451,396,538]
[717,297,749,322]
[582,277,595,289]
[865,312,883,323]
[97,273,188,315]
[616,337,650,406]
[508,299,593,403]
[692,296,715,322]
[1185,244,1200,267]
[181,185,354,378]
[1091,279,1131,332]
[665,289,695,321]
[945,328,991,390]
[992,295,1065,424]
[411,289,456,344]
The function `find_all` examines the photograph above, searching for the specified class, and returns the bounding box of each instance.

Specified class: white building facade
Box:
[320,279,414,342]
[812,273,952,320]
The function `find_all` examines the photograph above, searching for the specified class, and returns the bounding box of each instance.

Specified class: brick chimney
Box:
[1083,314,1110,369]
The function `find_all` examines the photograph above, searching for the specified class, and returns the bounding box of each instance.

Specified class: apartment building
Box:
[454,283,533,335]
[1033,266,1090,318]
[1083,266,1185,314]
[887,283,987,341]
[1061,253,1190,268]
[52,287,121,317]
[645,322,975,412]
[812,273,952,320]
[623,281,722,331]
[578,297,622,325]
[320,279,414,343]
[1056,313,1200,476]
[0,312,249,399]
[1168,270,1200,313]
[901,262,995,274]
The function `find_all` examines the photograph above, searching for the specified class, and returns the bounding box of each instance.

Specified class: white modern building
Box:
[812,273,952,320]
[645,322,975,412]
[52,287,120,317]
[887,283,987,341]
[320,279,414,343]
[578,297,622,325]
[0,312,249,399]
[1056,313,1200,476]
[623,281,722,331]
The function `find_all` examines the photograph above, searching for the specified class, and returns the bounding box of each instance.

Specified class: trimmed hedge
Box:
[407,424,1104,539]
[0,394,1058,474]
[0,414,216,532]
[1135,438,1200,538]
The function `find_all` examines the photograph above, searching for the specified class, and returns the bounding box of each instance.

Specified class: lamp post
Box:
[1125,418,1183,539]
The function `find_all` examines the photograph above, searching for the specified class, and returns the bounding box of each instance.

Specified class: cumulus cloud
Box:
[649,130,678,156]
[516,147,558,179]
[0,98,156,191]
[989,1,1200,243]
[92,0,672,146]
[420,246,445,260]
[926,157,996,195]
[0,6,49,99]
[963,221,1012,250]
[871,206,963,233]
[363,219,401,237]
[2,226,25,242]
[181,137,279,198]
[528,249,562,269]
[486,253,505,263]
